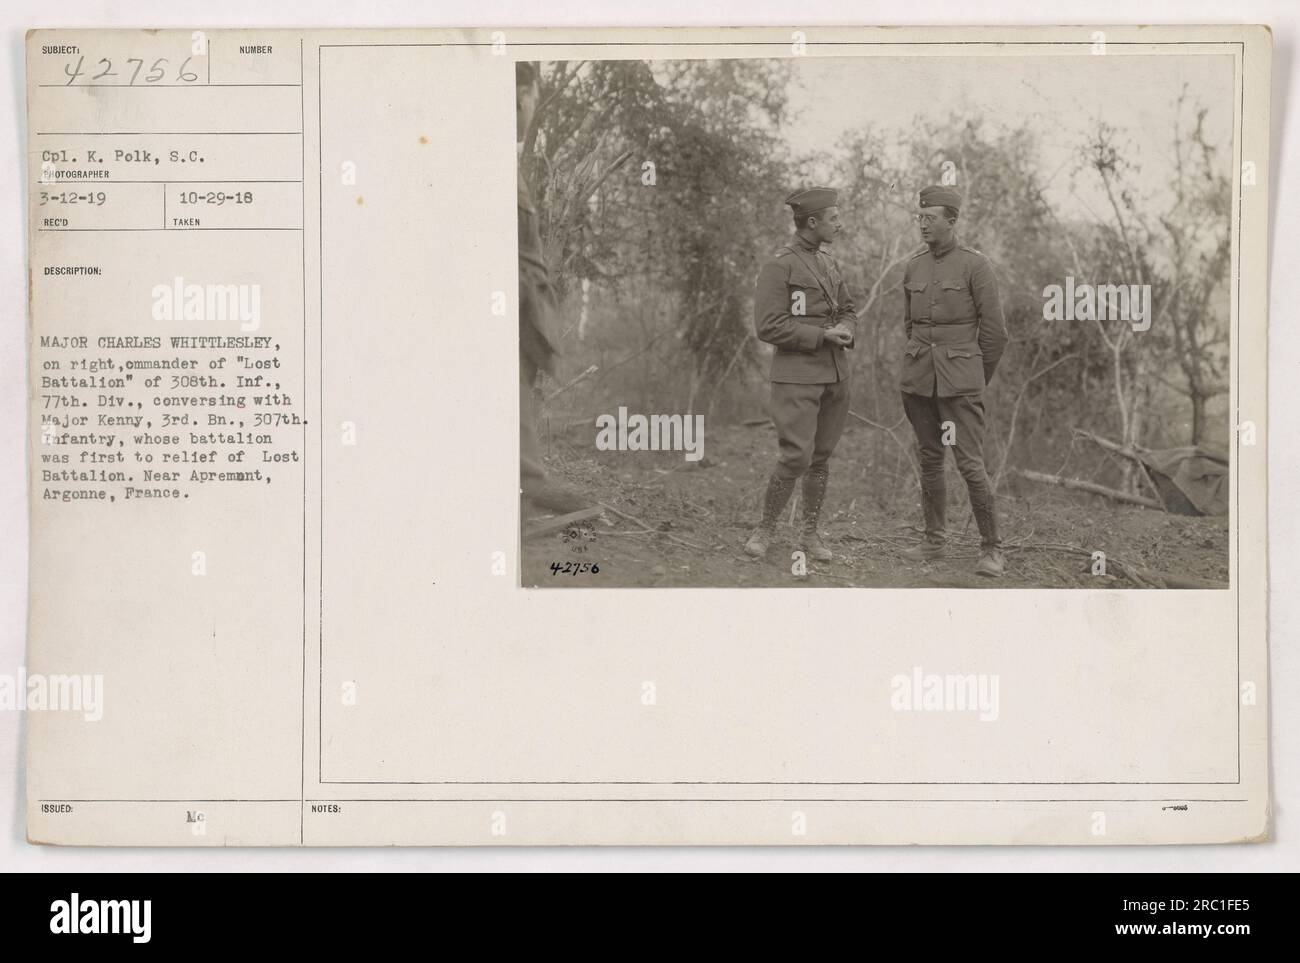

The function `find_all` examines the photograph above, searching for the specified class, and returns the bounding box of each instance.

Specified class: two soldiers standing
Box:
[519,75,1008,577]
[747,185,1009,578]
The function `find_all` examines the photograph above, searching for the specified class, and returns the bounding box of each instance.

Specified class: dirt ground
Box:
[522,421,1231,590]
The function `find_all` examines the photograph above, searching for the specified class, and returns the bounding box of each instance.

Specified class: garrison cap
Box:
[918,185,961,210]
[785,186,838,217]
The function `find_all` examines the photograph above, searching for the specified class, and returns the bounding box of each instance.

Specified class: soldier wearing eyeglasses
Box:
[898,186,1009,577]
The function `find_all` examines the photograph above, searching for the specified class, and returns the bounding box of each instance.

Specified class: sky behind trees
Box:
[783,54,1234,213]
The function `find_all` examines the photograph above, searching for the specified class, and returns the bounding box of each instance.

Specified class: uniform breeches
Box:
[901,390,1001,549]
[770,379,851,481]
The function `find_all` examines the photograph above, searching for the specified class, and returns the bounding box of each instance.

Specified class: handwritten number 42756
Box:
[64,56,200,85]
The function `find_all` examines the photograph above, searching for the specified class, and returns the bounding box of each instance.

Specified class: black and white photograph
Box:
[518,52,1235,589]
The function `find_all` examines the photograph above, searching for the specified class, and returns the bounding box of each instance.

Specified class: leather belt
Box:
[911,320,978,346]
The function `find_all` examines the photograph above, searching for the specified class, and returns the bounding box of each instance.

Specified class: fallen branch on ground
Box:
[1013,468,1163,510]
[597,501,709,551]
[522,506,605,541]
[1071,428,1164,504]
[543,364,599,403]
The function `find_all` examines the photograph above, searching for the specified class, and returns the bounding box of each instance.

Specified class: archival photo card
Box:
[25,25,1269,846]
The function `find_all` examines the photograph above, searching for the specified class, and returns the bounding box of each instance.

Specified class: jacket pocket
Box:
[939,345,985,392]
[938,278,975,321]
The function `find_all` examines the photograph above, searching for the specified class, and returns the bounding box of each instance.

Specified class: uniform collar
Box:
[928,235,958,258]
[793,231,822,254]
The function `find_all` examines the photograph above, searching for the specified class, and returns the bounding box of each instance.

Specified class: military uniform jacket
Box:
[754,234,857,385]
[518,171,559,375]
[900,238,1008,397]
